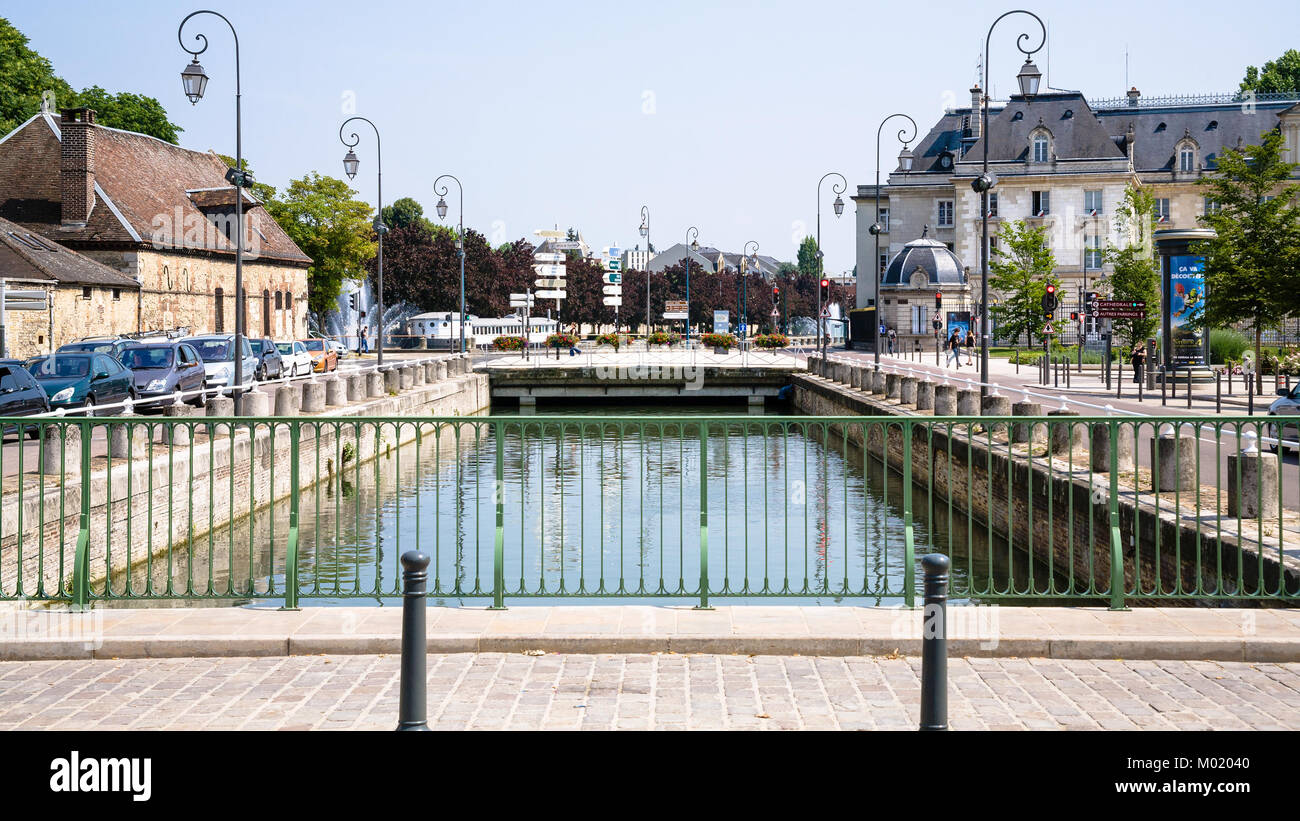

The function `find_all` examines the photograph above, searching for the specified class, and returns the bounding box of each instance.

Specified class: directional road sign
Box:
[536,289,566,300]
[533,252,565,263]
[549,241,582,250]
[534,278,566,289]
[533,264,566,277]
[1091,300,1147,319]
[603,296,623,307]
[602,284,622,296]
[603,272,622,285]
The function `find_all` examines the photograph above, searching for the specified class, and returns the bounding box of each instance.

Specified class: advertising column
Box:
[1154,228,1216,383]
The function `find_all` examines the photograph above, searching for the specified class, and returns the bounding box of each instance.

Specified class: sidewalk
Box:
[4,605,1298,662]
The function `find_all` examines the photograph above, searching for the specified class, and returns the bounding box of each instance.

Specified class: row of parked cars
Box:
[0,333,347,422]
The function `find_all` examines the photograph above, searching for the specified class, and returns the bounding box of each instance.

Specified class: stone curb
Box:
[3,633,1295,662]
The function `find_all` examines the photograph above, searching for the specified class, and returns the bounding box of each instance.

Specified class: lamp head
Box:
[342,150,359,180]
[181,58,209,104]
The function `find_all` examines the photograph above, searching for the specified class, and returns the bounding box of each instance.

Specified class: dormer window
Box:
[1155,122,1167,133]
[1011,111,1024,122]
[1207,120,1218,131]
[1031,131,1051,163]
[1062,109,1074,120]
[1180,147,1195,172]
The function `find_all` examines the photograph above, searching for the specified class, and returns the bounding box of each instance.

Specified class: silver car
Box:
[1267,386,1300,452]
[189,335,258,388]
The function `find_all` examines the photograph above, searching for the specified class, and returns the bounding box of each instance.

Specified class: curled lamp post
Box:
[867,116,918,365]
[434,175,465,354]
[639,206,651,337]
[339,117,386,367]
[817,173,846,358]
[179,9,251,411]
[973,9,1046,398]
[685,226,700,343]
[741,241,759,343]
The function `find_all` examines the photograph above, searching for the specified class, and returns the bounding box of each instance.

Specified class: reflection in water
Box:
[104,402,1059,607]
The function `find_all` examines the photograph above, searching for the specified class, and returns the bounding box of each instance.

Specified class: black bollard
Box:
[1186,366,1192,409]
[1216,371,1222,414]
[1248,376,1254,416]
[397,550,431,731]
[1138,364,1144,402]
[919,553,949,732]
[1160,366,1167,406]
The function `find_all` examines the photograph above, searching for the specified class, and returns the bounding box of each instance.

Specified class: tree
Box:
[381,197,435,234]
[1197,129,1300,390]
[988,220,1057,346]
[797,236,823,278]
[260,173,377,316]
[0,19,180,142]
[1100,184,1161,347]
[1241,49,1300,94]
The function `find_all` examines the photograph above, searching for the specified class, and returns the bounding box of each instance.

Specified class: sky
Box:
[6,0,1298,274]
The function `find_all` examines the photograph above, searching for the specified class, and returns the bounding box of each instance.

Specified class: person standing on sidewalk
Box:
[887,327,897,355]
[964,329,975,365]
[1129,342,1146,384]
[946,329,964,369]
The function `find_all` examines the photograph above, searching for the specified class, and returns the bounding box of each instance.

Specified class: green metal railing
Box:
[0,413,1296,608]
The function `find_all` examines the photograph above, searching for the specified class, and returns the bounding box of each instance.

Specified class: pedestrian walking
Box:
[964,329,975,365]
[1129,342,1146,385]
[359,326,368,354]
[887,327,897,355]
[946,329,964,369]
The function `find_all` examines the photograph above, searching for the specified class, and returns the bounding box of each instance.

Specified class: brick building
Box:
[0,104,311,357]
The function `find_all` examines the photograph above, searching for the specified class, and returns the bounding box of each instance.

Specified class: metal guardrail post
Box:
[397,550,430,731]
[281,423,301,610]
[72,420,92,609]
[1107,420,1128,611]
[919,552,948,731]
[903,421,915,608]
[1160,366,1166,406]
[1216,371,1222,413]
[1248,377,1255,416]
[491,422,507,610]
[695,420,712,610]
[1186,366,1192,409]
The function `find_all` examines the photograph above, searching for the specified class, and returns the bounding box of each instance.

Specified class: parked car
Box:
[188,335,258,389]
[57,336,134,363]
[1267,386,1300,452]
[0,362,51,437]
[276,341,313,377]
[326,339,350,359]
[26,352,135,414]
[301,338,338,373]
[119,341,208,409]
[248,337,285,381]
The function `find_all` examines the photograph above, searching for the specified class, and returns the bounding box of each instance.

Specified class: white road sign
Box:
[533,264,566,277]
[509,293,533,301]
[603,272,622,284]
[534,229,566,239]
[602,296,623,307]
[549,241,582,250]
[602,284,622,296]
[534,278,566,289]
[533,252,565,263]
[536,289,566,300]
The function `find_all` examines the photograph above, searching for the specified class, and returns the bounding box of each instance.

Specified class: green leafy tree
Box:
[0,19,180,142]
[381,196,435,234]
[1240,49,1300,94]
[1100,184,1161,347]
[796,236,820,278]
[988,219,1057,346]
[1196,129,1300,390]
[259,173,377,316]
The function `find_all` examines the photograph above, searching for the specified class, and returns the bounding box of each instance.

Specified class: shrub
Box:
[700,332,738,350]
[751,333,789,349]
[545,333,580,349]
[647,331,680,347]
[1209,329,1249,364]
[595,332,625,350]
[492,335,525,351]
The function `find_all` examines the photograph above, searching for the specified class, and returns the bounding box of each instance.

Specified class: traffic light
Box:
[1041,283,1058,314]
[820,278,830,300]
[935,291,943,311]
[772,285,780,300]
[348,292,357,312]
[1070,311,1079,321]
[1084,290,1098,314]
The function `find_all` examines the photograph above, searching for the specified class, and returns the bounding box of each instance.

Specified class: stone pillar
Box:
[747,395,765,414]
[519,395,536,415]
[1227,446,1280,519]
[1011,400,1044,444]
[416,363,430,384]
[40,424,81,476]
[899,376,918,405]
[848,367,862,390]
[206,396,234,417]
[916,381,935,411]
[275,385,300,416]
[162,404,194,445]
[107,414,149,459]
[956,389,980,416]
[1150,429,1198,492]
[301,380,327,413]
[367,371,385,398]
[885,372,901,400]
[434,361,448,381]
[1046,410,1083,456]
[239,389,271,418]
[399,365,414,390]
[1089,423,1136,473]
[932,384,957,416]
[384,368,401,394]
[980,394,1012,435]
[325,377,347,406]
[347,373,365,402]
[871,369,886,395]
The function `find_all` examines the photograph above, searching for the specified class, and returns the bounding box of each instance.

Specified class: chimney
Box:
[969,86,983,140]
[1126,87,1141,107]
[60,107,96,228]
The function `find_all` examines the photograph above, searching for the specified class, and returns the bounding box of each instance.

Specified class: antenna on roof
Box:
[1124,44,1129,92]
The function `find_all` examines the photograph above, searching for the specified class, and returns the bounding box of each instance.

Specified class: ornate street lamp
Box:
[685,226,699,343]
[974,9,1047,398]
[339,117,385,366]
[817,173,846,358]
[867,116,918,365]
[434,175,466,354]
[179,10,251,411]
[741,241,759,343]
[639,206,650,337]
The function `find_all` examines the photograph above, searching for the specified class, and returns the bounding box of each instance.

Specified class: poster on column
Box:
[1168,255,1206,366]
[945,311,971,339]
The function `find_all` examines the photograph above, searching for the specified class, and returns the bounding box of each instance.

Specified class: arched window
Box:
[214,287,225,333]
[163,265,171,290]
[262,290,271,335]
[274,290,283,310]
[1179,145,1195,172]
[1032,134,1049,163]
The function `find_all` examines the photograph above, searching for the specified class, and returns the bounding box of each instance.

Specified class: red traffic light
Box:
[772,286,780,297]
[1070,311,1079,321]
[935,292,943,300]
[820,278,829,289]
[1045,283,1056,294]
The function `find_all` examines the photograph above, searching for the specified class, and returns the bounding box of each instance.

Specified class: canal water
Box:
[107,400,1059,607]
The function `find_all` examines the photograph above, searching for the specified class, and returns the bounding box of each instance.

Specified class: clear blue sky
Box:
[7,0,1297,273]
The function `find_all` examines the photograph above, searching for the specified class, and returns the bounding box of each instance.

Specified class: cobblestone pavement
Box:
[4,653,1300,731]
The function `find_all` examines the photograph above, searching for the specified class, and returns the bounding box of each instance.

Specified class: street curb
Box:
[3,633,1296,663]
